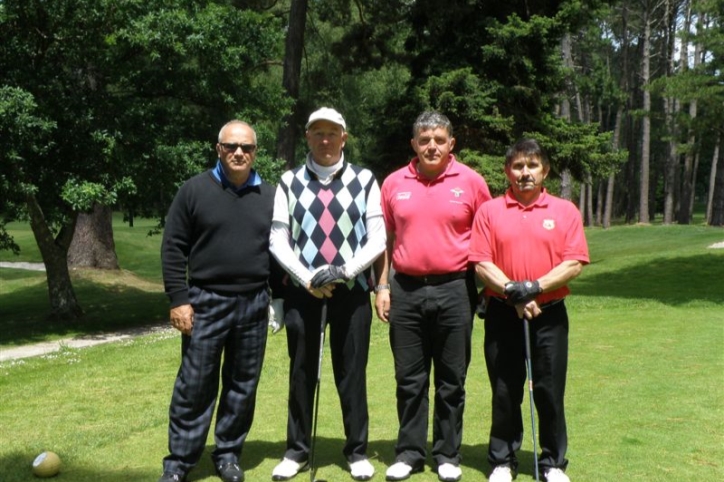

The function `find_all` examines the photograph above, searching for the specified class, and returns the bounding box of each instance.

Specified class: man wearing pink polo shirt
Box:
[468,138,589,482]
[374,111,491,482]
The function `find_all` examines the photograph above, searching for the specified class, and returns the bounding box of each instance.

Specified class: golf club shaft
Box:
[310,298,328,482]
[524,318,540,482]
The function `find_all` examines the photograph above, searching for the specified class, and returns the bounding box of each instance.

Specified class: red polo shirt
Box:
[469,188,589,304]
[381,155,491,275]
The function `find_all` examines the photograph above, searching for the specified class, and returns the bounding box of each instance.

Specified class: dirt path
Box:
[1,261,174,362]
[0,324,173,363]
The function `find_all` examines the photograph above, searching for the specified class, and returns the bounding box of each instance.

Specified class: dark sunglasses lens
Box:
[222,143,256,153]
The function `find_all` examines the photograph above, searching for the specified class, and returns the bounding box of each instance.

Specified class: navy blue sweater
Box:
[162,170,276,308]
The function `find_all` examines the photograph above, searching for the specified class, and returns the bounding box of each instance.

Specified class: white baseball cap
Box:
[305,107,346,130]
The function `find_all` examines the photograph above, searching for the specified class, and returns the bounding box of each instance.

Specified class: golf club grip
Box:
[317,300,327,381]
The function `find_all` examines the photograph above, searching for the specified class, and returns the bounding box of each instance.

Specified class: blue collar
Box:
[212,160,262,191]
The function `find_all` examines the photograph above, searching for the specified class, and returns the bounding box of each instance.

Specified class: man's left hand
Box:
[504,280,542,305]
[310,265,350,288]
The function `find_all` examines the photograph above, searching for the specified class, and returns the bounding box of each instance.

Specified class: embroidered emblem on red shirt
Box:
[397,192,412,200]
[451,188,464,198]
[543,219,555,230]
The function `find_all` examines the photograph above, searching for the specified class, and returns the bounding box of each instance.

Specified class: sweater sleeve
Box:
[161,183,192,308]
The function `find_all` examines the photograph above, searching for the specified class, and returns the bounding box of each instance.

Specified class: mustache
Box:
[517,177,540,186]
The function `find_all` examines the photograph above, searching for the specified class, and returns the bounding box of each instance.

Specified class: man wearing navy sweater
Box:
[158,120,277,482]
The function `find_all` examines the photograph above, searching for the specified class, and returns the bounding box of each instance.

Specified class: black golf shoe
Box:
[158,472,186,482]
[216,462,244,482]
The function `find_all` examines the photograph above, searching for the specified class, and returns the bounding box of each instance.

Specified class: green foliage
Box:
[530,114,626,181]
[61,180,117,212]
[457,149,509,197]
[0,0,288,236]
[415,68,514,156]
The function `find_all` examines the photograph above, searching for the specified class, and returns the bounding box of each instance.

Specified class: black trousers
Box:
[282,284,372,463]
[484,297,569,473]
[164,285,269,475]
[388,272,477,468]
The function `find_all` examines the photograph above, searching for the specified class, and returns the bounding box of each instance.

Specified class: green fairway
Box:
[1,221,722,481]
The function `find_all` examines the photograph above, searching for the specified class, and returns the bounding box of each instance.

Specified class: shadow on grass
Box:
[574,253,723,305]
[0,450,155,482]
[0,273,167,346]
[191,437,534,480]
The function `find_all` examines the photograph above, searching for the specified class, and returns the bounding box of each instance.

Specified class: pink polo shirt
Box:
[381,155,491,275]
[469,189,589,304]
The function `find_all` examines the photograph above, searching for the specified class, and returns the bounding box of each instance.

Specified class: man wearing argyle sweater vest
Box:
[270,108,386,482]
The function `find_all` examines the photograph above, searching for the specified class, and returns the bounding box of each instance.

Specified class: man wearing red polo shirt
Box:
[374,111,491,482]
[468,138,589,482]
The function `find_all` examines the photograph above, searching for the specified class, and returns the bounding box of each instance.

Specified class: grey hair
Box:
[218,120,257,144]
[505,138,550,168]
[412,111,453,138]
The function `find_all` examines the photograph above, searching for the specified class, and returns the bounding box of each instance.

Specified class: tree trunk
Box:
[677,8,701,225]
[25,193,83,321]
[604,173,615,228]
[706,133,720,224]
[585,174,594,226]
[662,0,681,224]
[275,0,309,171]
[68,203,120,269]
[596,179,604,226]
[639,8,652,224]
[604,106,623,229]
[559,33,575,202]
[710,139,724,226]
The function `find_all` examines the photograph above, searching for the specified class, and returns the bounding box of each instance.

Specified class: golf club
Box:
[310,298,328,482]
[523,318,540,482]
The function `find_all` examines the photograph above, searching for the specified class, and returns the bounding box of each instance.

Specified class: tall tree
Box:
[0,0,286,320]
[276,0,308,170]
[639,0,654,224]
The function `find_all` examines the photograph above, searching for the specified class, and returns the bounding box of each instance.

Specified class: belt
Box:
[490,296,563,309]
[396,271,468,286]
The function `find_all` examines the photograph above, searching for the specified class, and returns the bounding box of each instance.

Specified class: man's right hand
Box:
[374,289,391,323]
[170,304,194,335]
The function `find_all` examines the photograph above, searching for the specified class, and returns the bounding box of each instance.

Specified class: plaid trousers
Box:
[163,285,269,475]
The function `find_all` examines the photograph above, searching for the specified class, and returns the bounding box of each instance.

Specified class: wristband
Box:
[374,284,390,293]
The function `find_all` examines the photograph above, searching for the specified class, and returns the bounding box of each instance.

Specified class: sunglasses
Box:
[220,143,257,154]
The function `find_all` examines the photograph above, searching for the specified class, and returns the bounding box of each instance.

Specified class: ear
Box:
[215,143,223,158]
[449,137,456,151]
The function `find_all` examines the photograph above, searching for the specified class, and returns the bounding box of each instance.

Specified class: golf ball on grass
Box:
[32,451,61,478]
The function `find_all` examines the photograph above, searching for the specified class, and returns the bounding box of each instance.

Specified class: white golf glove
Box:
[268,298,285,334]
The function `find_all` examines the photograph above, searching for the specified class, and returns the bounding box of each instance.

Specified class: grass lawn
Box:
[0,219,723,481]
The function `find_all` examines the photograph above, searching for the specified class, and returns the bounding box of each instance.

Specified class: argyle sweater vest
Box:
[279,162,375,290]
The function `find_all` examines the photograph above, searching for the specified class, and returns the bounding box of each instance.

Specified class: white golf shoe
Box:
[488,465,514,482]
[544,468,570,482]
[385,461,413,481]
[437,463,462,482]
[271,458,309,481]
[349,458,375,481]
